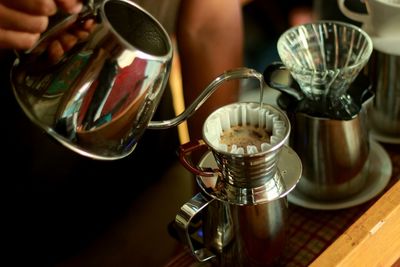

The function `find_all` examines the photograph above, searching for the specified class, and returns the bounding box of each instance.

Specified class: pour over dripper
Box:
[276,20,373,119]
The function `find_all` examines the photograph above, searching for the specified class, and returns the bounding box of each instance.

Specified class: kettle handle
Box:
[174,193,216,262]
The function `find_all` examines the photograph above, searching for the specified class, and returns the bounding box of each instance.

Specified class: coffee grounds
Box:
[220,125,270,153]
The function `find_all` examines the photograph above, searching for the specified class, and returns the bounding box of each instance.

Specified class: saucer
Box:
[362,23,400,55]
[197,145,302,205]
[287,140,393,210]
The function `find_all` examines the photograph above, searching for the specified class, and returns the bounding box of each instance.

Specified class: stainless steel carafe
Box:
[175,101,302,267]
[175,147,301,267]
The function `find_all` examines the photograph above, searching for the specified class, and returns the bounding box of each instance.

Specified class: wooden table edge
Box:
[310,178,400,267]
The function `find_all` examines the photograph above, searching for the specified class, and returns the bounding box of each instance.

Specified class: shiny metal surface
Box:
[174,193,217,262]
[11,0,173,160]
[175,145,302,266]
[175,97,302,265]
[196,146,302,205]
[12,10,262,163]
[367,50,400,137]
[199,197,288,267]
[179,102,292,192]
[289,103,371,200]
[204,103,291,190]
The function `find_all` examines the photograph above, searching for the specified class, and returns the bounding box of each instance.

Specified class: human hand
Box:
[0,0,83,50]
[46,17,95,64]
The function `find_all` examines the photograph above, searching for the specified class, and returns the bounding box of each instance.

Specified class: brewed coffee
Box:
[220,125,270,153]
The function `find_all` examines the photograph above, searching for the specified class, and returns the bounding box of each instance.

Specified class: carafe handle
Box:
[174,193,216,262]
[178,140,219,177]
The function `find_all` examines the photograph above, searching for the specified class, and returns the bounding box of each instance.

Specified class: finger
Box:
[58,32,78,51]
[0,5,49,34]
[72,28,90,40]
[0,0,57,16]
[48,40,65,63]
[70,18,95,39]
[0,4,49,33]
[82,18,95,31]
[0,29,40,50]
[55,0,83,14]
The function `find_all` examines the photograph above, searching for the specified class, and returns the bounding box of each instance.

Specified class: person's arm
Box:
[0,0,83,50]
[177,0,244,140]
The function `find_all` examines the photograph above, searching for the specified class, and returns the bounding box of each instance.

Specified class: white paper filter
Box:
[204,103,287,154]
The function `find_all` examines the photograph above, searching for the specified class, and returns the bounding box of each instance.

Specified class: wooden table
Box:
[311,143,400,267]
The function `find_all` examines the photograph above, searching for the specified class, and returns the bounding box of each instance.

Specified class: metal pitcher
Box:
[175,101,302,266]
[269,71,374,200]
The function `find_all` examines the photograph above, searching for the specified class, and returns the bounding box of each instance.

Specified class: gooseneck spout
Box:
[148,67,264,129]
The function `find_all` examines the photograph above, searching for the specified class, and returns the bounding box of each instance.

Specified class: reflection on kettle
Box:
[11,0,173,160]
[11,0,267,161]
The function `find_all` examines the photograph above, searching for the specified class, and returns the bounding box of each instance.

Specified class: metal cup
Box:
[265,49,374,201]
[288,109,370,200]
[175,188,289,267]
[277,78,373,200]
[367,49,400,139]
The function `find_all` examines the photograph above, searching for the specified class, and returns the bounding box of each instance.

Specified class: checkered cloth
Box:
[165,143,400,267]
[279,202,370,266]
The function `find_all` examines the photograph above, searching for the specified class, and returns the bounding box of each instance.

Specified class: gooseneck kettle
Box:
[11,0,261,160]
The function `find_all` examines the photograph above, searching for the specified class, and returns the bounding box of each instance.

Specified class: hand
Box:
[0,0,83,50]
[47,17,95,64]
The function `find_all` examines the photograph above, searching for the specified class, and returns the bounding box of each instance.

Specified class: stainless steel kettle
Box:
[11,0,173,160]
[11,0,258,160]
[10,0,257,160]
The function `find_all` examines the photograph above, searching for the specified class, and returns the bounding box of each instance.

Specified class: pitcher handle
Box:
[263,62,303,101]
[178,140,219,177]
[337,0,369,24]
[174,193,216,262]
